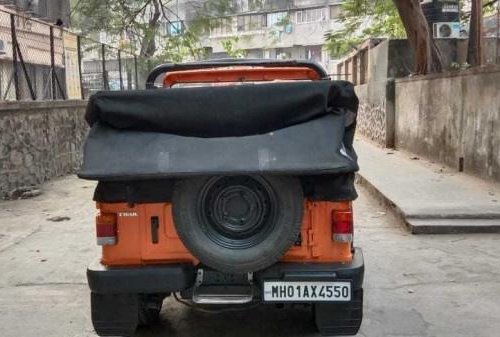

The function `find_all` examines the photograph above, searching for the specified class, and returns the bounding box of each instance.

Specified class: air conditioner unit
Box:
[433,22,460,39]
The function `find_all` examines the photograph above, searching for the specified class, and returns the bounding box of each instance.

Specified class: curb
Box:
[355,173,500,235]
[355,173,413,233]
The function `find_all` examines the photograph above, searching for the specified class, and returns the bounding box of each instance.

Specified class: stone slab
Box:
[355,138,500,234]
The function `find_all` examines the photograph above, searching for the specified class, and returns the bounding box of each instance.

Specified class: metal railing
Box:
[0,9,139,101]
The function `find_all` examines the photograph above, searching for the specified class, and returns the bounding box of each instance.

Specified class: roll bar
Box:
[145,58,329,89]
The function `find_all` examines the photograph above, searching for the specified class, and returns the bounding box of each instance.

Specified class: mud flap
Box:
[314,288,363,336]
[91,293,139,337]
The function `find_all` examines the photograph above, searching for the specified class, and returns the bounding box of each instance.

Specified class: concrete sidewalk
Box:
[355,138,500,234]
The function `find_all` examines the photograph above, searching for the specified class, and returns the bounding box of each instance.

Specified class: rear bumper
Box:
[87,248,364,294]
[87,261,196,294]
[257,248,364,290]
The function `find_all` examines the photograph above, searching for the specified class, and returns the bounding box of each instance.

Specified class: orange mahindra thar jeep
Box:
[80,59,364,337]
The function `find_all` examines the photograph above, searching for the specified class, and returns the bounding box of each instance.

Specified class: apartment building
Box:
[0,2,71,100]
[0,0,70,26]
[206,0,342,71]
[165,0,344,72]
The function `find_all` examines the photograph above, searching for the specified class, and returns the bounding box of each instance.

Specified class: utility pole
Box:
[468,0,484,66]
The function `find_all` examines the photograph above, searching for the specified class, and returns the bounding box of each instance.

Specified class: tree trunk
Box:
[393,0,442,74]
[139,0,161,57]
[468,0,484,65]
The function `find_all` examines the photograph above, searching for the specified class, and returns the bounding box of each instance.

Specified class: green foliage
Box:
[275,14,291,27]
[267,14,291,45]
[483,0,499,16]
[221,36,247,58]
[325,0,406,58]
[71,0,233,61]
[160,31,208,63]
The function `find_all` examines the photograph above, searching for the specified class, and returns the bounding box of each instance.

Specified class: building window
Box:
[267,11,288,27]
[211,18,234,36]
[230,0,266,13]
[246,49,264,58]
[237,14,266,32]
[233,0,264,12]
[248,0,263,11]
[295,8,326,24]
[276,48,292,60]
[165,21,183,36]
[329,5,342,20]
[233,0,246,11]
[305,46,322,62]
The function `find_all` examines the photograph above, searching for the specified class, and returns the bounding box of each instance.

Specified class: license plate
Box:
[263,281,351,302]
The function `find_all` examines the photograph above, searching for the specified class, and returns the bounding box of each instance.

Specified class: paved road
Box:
[0,176,499,337]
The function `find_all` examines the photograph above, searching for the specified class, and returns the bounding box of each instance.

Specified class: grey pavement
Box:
[1,175,500,337]
[355,138,500,234]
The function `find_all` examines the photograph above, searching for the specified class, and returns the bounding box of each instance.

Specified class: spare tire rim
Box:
[198,176,277,249]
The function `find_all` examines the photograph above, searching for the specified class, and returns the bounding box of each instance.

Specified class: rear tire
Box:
[172,175,303,273]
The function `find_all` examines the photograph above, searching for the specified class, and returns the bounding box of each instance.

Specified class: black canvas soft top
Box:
[85,81,358,138]
[79,78,359,201]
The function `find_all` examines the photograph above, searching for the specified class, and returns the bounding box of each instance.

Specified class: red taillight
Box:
[96,213,117,246]
[332,210,353,242]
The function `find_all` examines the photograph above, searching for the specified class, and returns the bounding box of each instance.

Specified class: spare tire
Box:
[172,175,303,273]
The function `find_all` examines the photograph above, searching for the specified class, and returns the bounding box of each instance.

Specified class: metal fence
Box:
[0,9,139,101]
[79,37,139,98]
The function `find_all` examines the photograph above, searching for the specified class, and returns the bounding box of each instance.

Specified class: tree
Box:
[325,0,443,74]
[393,0,442,74]
[221,37,247,58]
[468,0,484,65]
[70,0,234,59]
[466,0,499,66]
[325,0,406,58]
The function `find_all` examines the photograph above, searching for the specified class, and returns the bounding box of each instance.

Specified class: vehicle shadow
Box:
[135,299,318,337]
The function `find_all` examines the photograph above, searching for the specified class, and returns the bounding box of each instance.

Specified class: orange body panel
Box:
[98,201,353,267]
[163,66,321,87]
[99,66,351,268]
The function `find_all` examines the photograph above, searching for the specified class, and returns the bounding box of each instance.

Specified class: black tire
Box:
[172,175,303,273]
[138,294,165,326]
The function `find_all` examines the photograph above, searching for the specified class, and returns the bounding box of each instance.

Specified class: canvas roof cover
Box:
[78,80,359,189]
